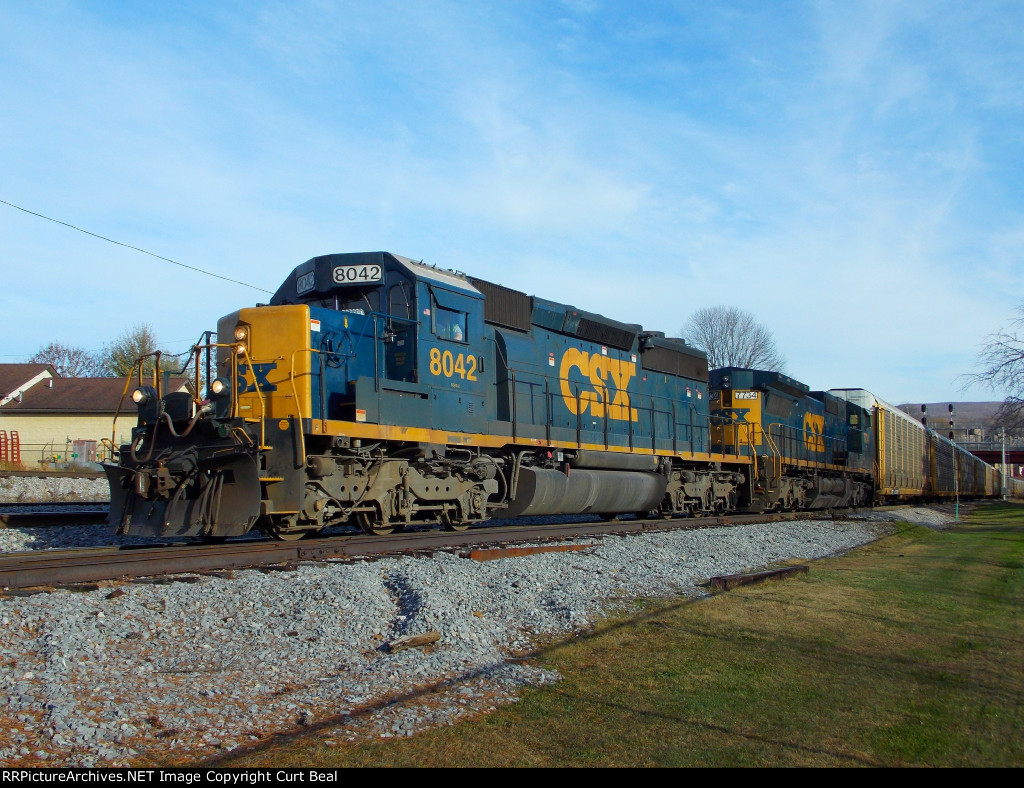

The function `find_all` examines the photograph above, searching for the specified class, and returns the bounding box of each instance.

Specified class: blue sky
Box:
[2,1,1022,408]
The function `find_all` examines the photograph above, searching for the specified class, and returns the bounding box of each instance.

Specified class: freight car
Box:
[825,389,1020,503]
[103,251,1015,540]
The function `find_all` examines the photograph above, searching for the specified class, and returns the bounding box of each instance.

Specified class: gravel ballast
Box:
[0,475,958,766]
[0,475,108,504]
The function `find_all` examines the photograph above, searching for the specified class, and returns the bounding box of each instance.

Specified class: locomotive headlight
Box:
[210,377,231,398]
[130,386,159,424]
[234,326,248,342]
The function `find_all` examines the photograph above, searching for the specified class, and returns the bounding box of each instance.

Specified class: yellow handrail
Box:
[761,426,781,481]
[109,352,162,452]
[290,347,322,468]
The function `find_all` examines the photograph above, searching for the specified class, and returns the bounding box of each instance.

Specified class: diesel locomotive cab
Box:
[105,252,484,539]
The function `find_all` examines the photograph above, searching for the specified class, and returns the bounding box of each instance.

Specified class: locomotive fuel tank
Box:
[505,467,668,518]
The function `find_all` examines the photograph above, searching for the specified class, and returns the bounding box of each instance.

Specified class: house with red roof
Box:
[0,365,190,468]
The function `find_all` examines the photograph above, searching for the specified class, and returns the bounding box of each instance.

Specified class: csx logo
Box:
[559,348,638,422]
[803,412,825,453]
[238,362,279,394]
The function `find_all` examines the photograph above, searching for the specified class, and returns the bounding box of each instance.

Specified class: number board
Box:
[332,264,383,285]
[296,271,316,294]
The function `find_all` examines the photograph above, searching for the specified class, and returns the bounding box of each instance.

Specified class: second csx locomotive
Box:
[104,251,1007,541]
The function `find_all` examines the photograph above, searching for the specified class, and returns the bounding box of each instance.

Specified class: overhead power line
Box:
[1,198,273,294]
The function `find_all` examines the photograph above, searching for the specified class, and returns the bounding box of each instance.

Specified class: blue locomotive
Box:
[103,251,1008,540]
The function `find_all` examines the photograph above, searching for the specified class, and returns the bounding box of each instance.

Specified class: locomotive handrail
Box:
[235,345,269,449]
[671,402,678,454]
[508,365,716,457]
[109,351,165,453]
[761,426,781,482]
[766,421,847,470]
[510,371,517,442]
[709,410,754,459]
[184,341,253,430]
[289,346,326,469]
[323,310,418,361]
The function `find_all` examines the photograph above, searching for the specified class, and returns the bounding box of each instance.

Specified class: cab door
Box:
[420,285,487,433]
[384,276,416,382]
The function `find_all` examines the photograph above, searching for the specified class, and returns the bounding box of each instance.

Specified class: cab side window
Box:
[435,306,467,343]
[388,282,412,321]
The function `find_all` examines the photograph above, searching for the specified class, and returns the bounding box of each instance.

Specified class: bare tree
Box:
[29,342,104,377]
[100,323,165,377]
[986,401,1024,440]
[964,304,1024,435]
[682,305,786,371]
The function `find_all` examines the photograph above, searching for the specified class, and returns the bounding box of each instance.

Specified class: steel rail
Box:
[0,507,882,591]
[0,503,110,528]
[0,470,104,479]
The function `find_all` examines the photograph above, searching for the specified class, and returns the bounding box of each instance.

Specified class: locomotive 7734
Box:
[105,251,982,541]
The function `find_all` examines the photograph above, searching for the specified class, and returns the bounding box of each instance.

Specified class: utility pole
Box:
[1002,426,1008,500]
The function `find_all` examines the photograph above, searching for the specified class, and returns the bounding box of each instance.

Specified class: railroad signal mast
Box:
[950,405,959,520]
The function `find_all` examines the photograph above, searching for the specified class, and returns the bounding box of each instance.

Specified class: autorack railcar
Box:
[827,388,1011,504]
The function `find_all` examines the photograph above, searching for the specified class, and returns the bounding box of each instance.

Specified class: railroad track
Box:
[1,469,104,479]
[0,502,110,528]
[0,509,870,591]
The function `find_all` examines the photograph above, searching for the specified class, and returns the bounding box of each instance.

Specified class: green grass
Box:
[208,502,1024,767]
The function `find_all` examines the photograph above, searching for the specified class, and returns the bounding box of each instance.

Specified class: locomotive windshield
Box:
[310,287,380,315]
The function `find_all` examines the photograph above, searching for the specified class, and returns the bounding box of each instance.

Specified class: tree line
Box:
[29,323,166,377]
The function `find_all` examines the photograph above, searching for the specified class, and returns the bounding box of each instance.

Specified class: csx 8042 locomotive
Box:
[104,251,1016,540]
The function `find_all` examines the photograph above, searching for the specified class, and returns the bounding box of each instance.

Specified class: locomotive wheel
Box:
[274,530,308,541]
[266,525,310,541]
[440,511,470,532]
[262,511,313,536]
[356,512,396,536]
[263,515,312,541]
